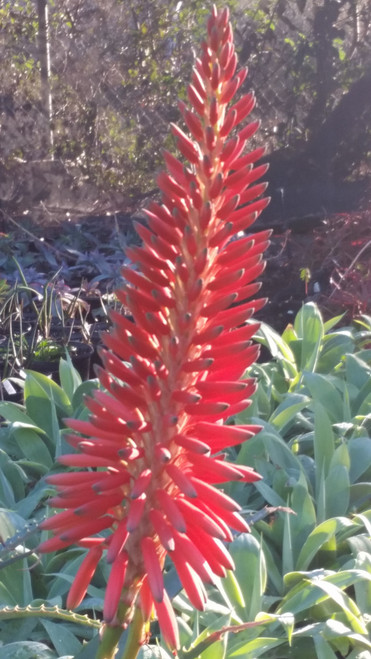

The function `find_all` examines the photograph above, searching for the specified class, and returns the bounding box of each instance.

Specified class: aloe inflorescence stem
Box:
[39,5,270,654]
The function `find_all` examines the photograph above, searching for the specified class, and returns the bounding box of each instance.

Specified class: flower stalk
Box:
[39,5,270,655]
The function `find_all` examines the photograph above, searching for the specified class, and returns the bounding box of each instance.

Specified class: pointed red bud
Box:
[171,123,200,163]
[219,41,232,69]
[155,489,186,532]
[223,52,237,81]
[219,75,239,104]
[209,98,218,125]
[187,84,205,115]
[141,536,164,603]
[220,109,237,138]
[211,62,221,90]
[103,551,128,623]
[184,110,204,141]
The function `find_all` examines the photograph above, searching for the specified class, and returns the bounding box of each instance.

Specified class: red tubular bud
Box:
[172,389,201,404]
[60,517,113,543]
[150,511,175,552]
[230,92,256,124]
[225,164,253,190]
[209,173,224,200]
[211,62,221,90]
[191,323,224,344]
[192,476,240,512]
[237,164,270,194]
[192,68,207,99]
[222,139,246,168]
[207,13,217,37]
[157,172,187,200]
[202,155,213,178]
[221,22,233,45]
[126,245,168,271]
[145,312,170,337]
[206,125,216,150]
[232,196,271,224]
[209,97,219,125]
[210,25,219,52]
[151,286,177,309]
[173,434,210,454]
[209,221,233,248]
[66,546,104,609]
[184,110,204,141]
[190,181,203,210]
[187,84,205,115]
[235,67,248,89]
[232,146,267,169]
[166,464,198,497]
[199,204,212,232]
[219,41,232,68]
[182,357,214,373]
[184,225,198,256]
[126,495,147,532]
[217,193,240,219]
[223,52,237,81]
[171,123,200,163]
[201,292,237,318]
[207,268,244,291]
[176,257,189,284]
[219,75,239,104]
[153,592,180,650]
[141,536,165,603]
[238,119,261,141]
[144,211,182,247]
[220,136,239,162]
[220,109,237,138]
[193,248,208,276]
[149,200,172,224]
[218,8,230,29]
[156,490,186,532]
[201,50,212,78]
[103,552,128,622]
[162,150,187,182]
[187,277,203,302]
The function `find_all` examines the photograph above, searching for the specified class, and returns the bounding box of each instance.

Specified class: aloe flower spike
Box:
[39,4,270,654]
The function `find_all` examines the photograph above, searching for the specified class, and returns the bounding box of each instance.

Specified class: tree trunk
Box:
[37,0,54,156]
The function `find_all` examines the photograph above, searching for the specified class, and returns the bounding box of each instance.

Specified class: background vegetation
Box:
[0,0,370,220]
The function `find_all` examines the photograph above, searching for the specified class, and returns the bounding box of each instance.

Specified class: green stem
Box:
[96,623,125,659]
[118,607,146,659]
[96,603,145,659]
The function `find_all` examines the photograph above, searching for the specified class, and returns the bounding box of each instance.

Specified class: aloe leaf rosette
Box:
[38,5,270,651]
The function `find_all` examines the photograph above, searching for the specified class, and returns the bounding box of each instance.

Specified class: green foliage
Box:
[217,303,371,657]
[0,305,370,657]
[0,359,100,655]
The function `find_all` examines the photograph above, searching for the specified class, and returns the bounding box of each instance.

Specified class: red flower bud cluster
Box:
[39,5,270,650]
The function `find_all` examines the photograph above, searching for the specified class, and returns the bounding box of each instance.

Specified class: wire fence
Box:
[1,0,370,223]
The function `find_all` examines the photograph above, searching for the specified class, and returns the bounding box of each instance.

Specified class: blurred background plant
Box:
[0,0,370,219]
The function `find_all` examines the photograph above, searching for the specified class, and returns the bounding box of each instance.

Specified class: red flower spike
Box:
[39,7,270,650]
